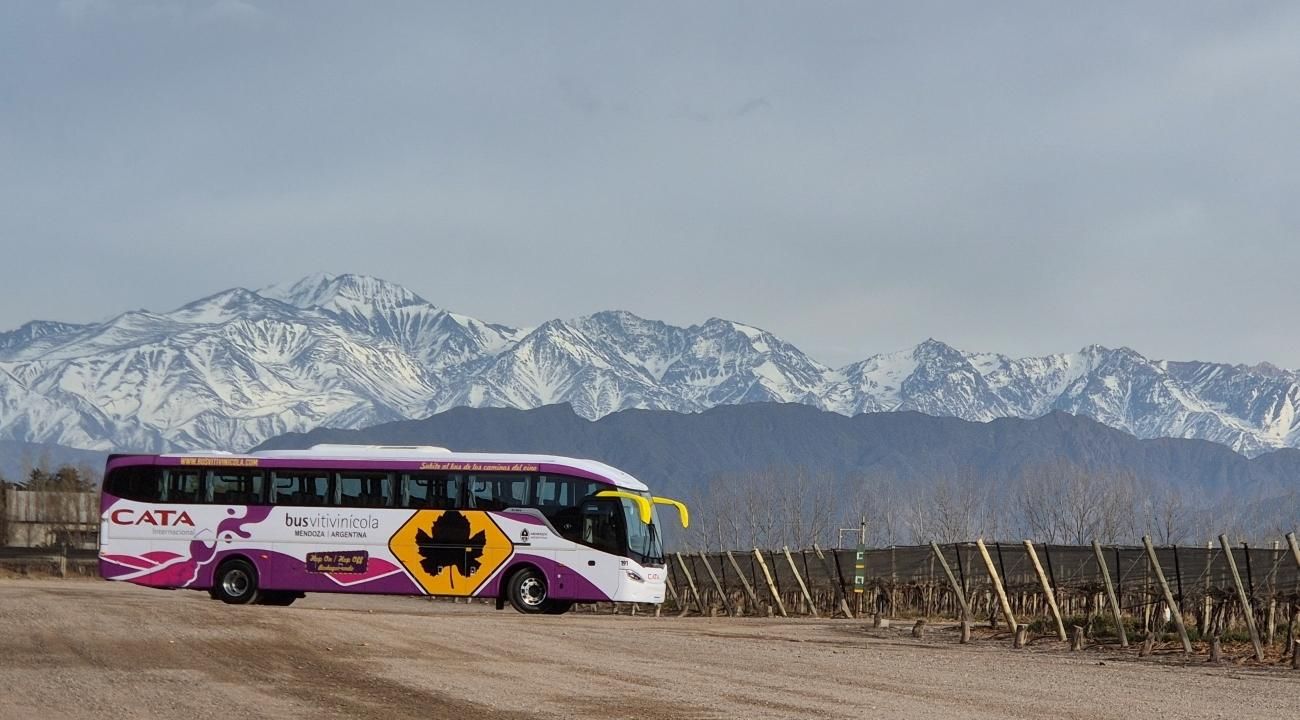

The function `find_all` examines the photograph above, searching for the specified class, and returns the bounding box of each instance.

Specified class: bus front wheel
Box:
[213,559,261,605]
[507,567,549,614]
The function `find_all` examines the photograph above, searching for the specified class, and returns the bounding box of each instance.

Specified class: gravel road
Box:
[1,578,1296,719]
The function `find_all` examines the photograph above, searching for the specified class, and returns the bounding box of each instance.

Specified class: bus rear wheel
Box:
[507,567,549,614]
[213,559,260,605]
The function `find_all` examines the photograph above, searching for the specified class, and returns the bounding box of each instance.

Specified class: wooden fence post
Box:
[697,552,734,617]
[1012,623,1028,649]
[976,539,1016,630]
[1142,536,1193,654]
[1219,534,1265,662]
[1024,540,1067,641]
[930,542,972,622]
[753,549,788,617]
[813,543,854,619]
[1092,540,1128,647]
[783,546,819,618]
[674,552,708,616]
[724,550,761,615]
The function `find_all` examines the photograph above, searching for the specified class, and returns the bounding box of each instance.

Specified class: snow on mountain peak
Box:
[260,273,428,311]
[4,275,1300,458]
[166,288,297,325]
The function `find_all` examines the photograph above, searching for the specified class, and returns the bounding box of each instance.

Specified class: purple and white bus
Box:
[98,445,688,614]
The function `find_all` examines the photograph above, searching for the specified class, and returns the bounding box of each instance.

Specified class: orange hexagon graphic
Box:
[389,510,513,596]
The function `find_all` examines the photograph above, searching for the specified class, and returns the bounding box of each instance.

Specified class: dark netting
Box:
[660,541,1300,632]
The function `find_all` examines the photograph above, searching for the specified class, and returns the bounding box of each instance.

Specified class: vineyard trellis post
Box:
[753,549,787,617]
[724,550,761,614]
[813,544,853,619]
[1092,540,1128,647]
[930,542,971,622]
[1142,535,1193,654]
[1219,534,1265,662]
[976,539,1016,630]
[674,552,707,616]
[697,552,733,617]
[1025,540,1067,641]
[782,546,818,618]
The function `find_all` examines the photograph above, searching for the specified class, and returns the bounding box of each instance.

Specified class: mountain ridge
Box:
[3,272,1300,456]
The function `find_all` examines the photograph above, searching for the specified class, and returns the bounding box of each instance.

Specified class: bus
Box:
[98,444,688,614]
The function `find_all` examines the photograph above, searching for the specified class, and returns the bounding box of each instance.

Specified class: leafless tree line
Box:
[682,461,1295,550]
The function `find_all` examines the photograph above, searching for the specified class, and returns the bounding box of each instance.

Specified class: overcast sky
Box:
[2,1,1298,368]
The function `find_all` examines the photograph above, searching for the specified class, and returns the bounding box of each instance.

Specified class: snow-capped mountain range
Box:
[2,273,1298,457]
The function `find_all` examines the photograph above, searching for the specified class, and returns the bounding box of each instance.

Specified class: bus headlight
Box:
[625,570,644,583]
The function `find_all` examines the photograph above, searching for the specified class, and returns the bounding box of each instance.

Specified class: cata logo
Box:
[110,508,195,527]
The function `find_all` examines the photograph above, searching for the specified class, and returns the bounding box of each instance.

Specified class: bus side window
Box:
[163,469,202,503]
[533,475,567,509]
[466,474,530,511]
[269,471,330,506]
[466,477,500,510]
[432,475,462,509]
[206,470,265,505]
[336,472,393,508]
[105,466,163,502]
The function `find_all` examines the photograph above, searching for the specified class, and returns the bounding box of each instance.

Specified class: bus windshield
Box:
[620,493,664,567]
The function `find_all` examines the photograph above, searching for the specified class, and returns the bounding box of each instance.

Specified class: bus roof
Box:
[132,444,649,492]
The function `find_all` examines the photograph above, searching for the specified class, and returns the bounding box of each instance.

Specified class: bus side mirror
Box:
[593,490,652,524]
[651,497,689,528]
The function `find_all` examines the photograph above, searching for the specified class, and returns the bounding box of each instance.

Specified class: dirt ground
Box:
[1,578,1297,720]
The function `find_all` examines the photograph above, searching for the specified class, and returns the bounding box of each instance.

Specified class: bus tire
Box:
[543,600,573,615]
[506,566,549,614]
[213,558,260,605]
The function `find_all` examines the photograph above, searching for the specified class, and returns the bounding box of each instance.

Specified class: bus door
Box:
[576,498,626,596]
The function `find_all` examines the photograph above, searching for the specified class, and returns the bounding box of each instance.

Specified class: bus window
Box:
[105,466,162,502]
[532,476,605,507]
[207,470,264,504]
[581,500,623,555]
[466,474,531,511]
[336,472,394,508]
[401,473,461,509]
[162,469,202,503]
[269,470,330,506]
[533,475,611,542]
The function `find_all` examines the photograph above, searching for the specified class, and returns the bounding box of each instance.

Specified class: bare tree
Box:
[1145,485,1191,545]
[901,468,1002,544]
[686,467,848,551]
[1014,462,1142,544]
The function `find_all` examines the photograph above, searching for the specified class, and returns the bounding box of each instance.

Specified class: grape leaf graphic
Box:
[415,511,487,589]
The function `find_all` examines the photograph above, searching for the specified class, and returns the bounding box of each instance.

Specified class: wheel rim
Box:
[519,576,546,607]
[222,569,249,597]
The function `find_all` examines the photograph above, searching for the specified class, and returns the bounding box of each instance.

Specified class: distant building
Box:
[1,488,98,549]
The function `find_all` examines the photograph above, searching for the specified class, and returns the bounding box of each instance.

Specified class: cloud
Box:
[733,97,771,116]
